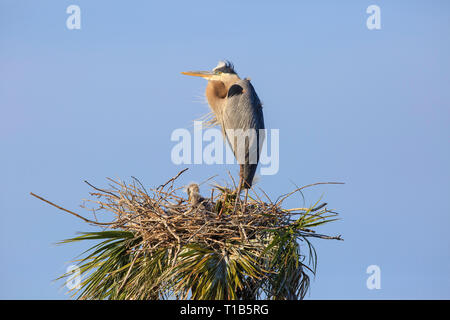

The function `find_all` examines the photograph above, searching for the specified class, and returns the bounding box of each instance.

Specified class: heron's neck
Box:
[205,80,228,118]
[205,75,240,120]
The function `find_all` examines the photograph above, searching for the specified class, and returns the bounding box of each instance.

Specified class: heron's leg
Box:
[233,165,244,214]
[233,180,242,214]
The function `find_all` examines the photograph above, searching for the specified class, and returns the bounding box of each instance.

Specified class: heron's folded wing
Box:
[222,79,265,165]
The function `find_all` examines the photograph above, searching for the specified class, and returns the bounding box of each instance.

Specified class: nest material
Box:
[31,168,343,300]
[32,169,342,251]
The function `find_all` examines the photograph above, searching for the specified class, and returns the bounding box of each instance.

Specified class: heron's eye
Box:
[215,71,222,75]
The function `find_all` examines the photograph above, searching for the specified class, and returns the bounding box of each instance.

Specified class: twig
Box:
[30,192,114,226]
[158,168,189,190]
[84,180,119,199]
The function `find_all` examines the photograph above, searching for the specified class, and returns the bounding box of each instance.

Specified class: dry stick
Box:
[131,176,149,197]
[248,185,262,204]
[158,168,189,191]
[30,192,114,226]
[198,174,219,187]
[227,171,237,189]
[257,187,273,206]
[238,223,248,241]
[106,177,124,188]
[84,180,119,199]
[186,221,211,242]
[162,220,181,244]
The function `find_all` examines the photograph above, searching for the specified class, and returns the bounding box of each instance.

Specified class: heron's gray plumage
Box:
[222,79,265,188]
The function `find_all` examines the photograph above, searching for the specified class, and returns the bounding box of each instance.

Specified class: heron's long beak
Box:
[181,70,214,79]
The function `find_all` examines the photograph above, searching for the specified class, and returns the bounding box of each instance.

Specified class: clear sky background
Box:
[1,0,449,299]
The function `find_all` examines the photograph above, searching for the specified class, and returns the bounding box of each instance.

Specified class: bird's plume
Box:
[213,60,236,74]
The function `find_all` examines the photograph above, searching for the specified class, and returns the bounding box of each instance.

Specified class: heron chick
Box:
[182,61,265,203]
[186,183,205,206]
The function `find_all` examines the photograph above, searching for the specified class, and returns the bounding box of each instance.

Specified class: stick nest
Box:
[33,169,342,252]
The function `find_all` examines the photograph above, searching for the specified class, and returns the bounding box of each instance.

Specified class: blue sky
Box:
[1,0,449,299]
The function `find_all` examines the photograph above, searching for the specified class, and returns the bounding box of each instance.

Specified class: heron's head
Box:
[186,183,200,197]
[181,60,239,82]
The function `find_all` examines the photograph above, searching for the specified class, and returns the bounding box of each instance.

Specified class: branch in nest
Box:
[30,192,114,226]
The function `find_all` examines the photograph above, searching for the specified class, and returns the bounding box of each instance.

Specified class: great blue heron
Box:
[186,183,205,206]
[182,61,265,206]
